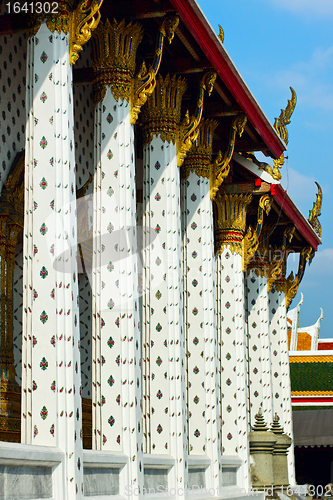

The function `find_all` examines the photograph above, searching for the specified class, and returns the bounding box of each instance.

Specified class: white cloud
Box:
[270,47,333,111]
[268,0,333,17]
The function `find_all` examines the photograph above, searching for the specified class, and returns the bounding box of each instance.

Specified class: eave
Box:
[169,0,286,159]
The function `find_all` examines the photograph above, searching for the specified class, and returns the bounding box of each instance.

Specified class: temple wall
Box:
[0,32,27,190]
[13,244,23,384]
[73,41,94,192]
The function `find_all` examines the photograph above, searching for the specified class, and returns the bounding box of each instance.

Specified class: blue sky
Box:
[201,0,333,337]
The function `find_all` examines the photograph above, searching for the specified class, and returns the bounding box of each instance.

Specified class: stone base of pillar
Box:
[272,414,292,492]
[249,409,277,491]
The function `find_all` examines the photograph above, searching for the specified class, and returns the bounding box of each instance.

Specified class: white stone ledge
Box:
[188,455,211,469]
[83,449,128,468]
[143,454,175,469]
[0,441,64,467]
[220,456,243,469]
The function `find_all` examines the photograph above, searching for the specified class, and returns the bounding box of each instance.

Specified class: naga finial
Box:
[201,70,217,97]
[218,24,224,43]
[210,114,247,199]
[285,246,313,309]
[243,195,272,272]
[160,14,179,44]
[177,71,216,166]
[70,0,105,65]
[274,87,297,146]
[131,14,179,124]
[308,181,322,238]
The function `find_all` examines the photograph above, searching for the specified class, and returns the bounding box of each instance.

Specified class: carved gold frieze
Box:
[243,195,272,272]
[211,114,247,199]
[214,192,252,255]
[308,181,322,238]
[141,73,187,144]
[182,119,218,180]
[177,71,216,167]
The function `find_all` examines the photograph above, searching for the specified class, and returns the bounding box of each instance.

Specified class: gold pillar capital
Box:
[182,119,218,180]
[141,73,187,144]
[214,192,252,255]
[92,18,144,103]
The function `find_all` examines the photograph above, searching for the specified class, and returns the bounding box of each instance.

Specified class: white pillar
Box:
[141,74,188,495]
[269,284,295,485]
[23,23,83,497]
[214,193,252,490]
[181,120,221,491]
[91,20,143,494]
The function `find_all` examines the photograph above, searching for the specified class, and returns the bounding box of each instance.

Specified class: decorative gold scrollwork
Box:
[308,181,322,238]
[70,0,104,65]
[285,246,313,310]
[243,195,272,272]
[131,14,179,124]
[210,114,247,199]
[177,70,216,167]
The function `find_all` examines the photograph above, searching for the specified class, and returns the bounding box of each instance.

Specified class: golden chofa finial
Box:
[274,87,297,146]
[218,24,224,43]
[309,181,322,238]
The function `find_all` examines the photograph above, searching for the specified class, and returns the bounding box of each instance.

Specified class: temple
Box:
[0,0,322,498]
[288,299,333,488]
